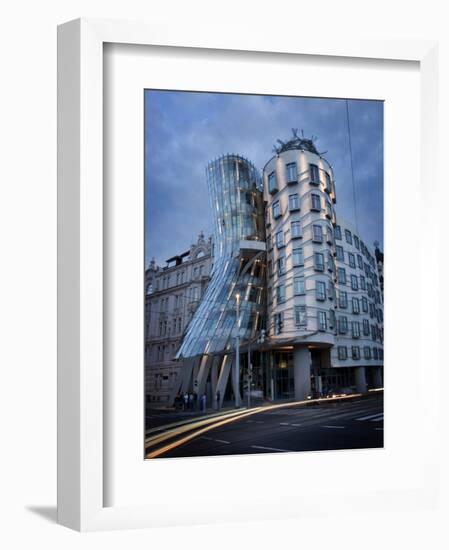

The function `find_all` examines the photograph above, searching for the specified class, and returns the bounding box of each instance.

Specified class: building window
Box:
[291,221,302,239]
[314,252,324,271]
[352,346,361,360]
[336,245,344,261]
[286,162,297,183]
[362,296,368,313]
[329,308,336,330]
[268,171,277,194]
[351,274,359,291]
[352,297,360,314]
[335,225,342,240]
[327,251,335,273]
[328,281,335,301]
[325,200,333,220]
[363,319,370,336]
[338,316,348,334]
[267,234,272,250]
[272,200,281,219]
[348,252,356,268]
[325,172,332,193]
[338,290,348,309]
[312,224,323,243]
[276,230,284,248]
[311,193,321,211]
[379,349,384,360]
[276,285,285,304]
[338,346,348,360]
[337,267,346,284]
[357,254,363,269]
[292,247,304,267]
[373,347,379,360]
[294,276,305,295]
[326,226,334,245]
[310,163,320,184]
[360,275,366,290]
[345,229,353,245]
[354,235,360,250]
[295,305,307,327]
[352,321,360,338]
[364,346,371,360]
[316,280,326,301]
[288,193,300,211]
[277,256,286,276]
[274,312,283,334]
[318,310,327,331]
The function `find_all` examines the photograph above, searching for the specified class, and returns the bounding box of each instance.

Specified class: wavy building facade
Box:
[171,154,266,407]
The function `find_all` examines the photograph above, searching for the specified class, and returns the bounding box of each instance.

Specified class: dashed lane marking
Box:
[356,413,384,421]
[251,445,291,452]
[213,439,230,444]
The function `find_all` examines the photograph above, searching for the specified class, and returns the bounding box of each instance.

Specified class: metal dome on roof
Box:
[273,128,322,155]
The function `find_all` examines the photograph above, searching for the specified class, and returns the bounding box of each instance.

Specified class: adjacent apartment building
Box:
[145,132,383,406]
[145,232,213,405]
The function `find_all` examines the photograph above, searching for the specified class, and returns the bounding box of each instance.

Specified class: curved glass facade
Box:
[176,154,266,358]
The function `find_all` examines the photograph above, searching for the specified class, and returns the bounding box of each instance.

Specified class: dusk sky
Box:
[145,91,383,267]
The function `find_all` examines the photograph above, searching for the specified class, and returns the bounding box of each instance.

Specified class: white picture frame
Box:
[57,17,441,531]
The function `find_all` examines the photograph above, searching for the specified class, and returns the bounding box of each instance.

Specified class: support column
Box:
[210,356,220,409]
[293,346,311,401]
[355,366,368,393]
[373,367,383,389]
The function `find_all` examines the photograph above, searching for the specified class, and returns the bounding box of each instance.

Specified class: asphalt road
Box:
[156,394,383,458]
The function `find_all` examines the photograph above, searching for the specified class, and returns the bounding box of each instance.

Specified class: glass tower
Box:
[176,154,266,359]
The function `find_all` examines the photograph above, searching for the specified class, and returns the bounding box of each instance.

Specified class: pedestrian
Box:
[200,393,206,412]
[188,392,194,411]
[183,392,189,411]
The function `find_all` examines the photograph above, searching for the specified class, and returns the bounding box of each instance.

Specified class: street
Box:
[145,392,383,459]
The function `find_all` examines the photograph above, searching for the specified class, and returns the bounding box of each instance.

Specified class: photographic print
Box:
[144,90,384,459]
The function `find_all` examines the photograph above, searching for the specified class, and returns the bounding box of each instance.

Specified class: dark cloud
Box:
[145,91,383,265]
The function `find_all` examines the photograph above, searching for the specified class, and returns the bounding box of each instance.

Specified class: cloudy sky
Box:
[145,91,383,267]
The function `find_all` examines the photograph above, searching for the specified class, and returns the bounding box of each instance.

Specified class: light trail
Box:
[146,393,366,459]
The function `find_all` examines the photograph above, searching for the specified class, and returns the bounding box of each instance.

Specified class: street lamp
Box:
[235,292,241,408]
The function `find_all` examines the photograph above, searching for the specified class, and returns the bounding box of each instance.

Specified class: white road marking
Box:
[356,413,384,421]
[370,416,384,422]
[213,439,230,444]
[291,423,302,427]
[251,445,291,452]
[322,425,345,429]
[374,428,383,431]
[279,422,290,426]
